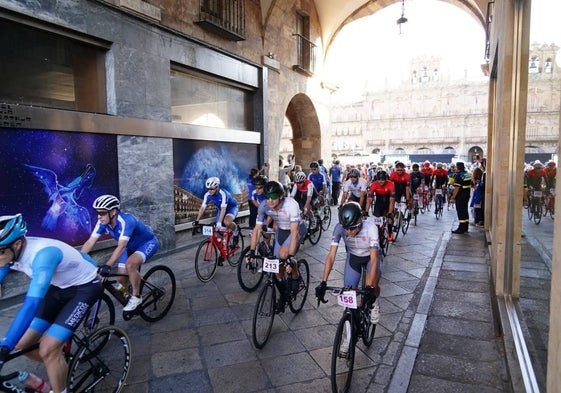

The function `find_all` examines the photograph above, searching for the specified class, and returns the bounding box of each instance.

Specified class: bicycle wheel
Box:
[402,209,410,234]
[289,259,309,313]
[139,265,176,322]
[533,199,542,224]
[527,200,534,220]
[392,212,401,242]
[194,239,218,283]
[252,282,276,349]
[331,314,355,393]
[67,326,131,393]
[226,230,245,267]
[320,205,332,231]
[78,292,115,338]
[307,214,323,245]
[237,246,265,292]
[361,307,377,347]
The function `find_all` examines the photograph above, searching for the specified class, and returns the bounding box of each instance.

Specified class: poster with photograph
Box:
[173,140,258,224]
[0,128,119,246]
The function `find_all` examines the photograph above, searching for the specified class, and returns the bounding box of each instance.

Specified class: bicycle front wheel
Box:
[321,205,332,231]
[139,265,176,322]
[67,326,131,393]
[237,246,265,292]
[331,314,355,393]
[289,259,310,313]
[226,230,244,267]
[533,199,542,224]
[195,239,218,283]
[402,209,410,234]
[361,308,377,347]
[252,281,276,349]
[307,214,323,245]
[392,212,401,242]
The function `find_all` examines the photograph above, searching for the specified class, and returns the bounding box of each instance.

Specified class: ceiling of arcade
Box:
[261,0,487,55]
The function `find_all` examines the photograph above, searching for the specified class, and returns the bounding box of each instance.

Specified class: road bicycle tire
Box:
[79,292,115,338]
[533,199,542,224]
[289,259,309,313]
[194,239,218,283]
[527,201,534,220]
[67,326,131,393]
[237,246,265,292]
[402,209,410,234]
[226,230,244,267]
[307,214,323,245]
[252,282,276,349]
[320,205,332,231]
[331,314,355,393]
[392,212,401,242]
[435,196,443,220]
[361,308,376,347]
[139,265,176,322]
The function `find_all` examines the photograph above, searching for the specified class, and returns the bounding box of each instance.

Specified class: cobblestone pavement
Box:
[0,204,512,392]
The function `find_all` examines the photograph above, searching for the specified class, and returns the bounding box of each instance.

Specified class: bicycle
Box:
[542,188,555,219]
[237,229,275,292]
[79,264,176,337]
[434,186,445,220]
[412,193,420,226]
[421,187,431,213]
[252,256,310,349]
[317,272,377,393]
[527,188,543,224]
[372,215,391,257]
[303,211,323,245]
[192,223,245,282]
[0,325,131,393]
[316,194,332,231]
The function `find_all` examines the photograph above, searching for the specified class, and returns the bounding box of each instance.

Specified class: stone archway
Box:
[284,93,322,164]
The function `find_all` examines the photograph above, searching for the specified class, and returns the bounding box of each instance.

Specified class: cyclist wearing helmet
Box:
[308,161,328,196]
[366,171,396,239]
[340,168,368,211]
[409,163,425,197]
[290,171,318,216]
[82,194,159,312]
[248,181,307,296]
[249,175,268,228]
[389,162,412,208]
[194,176,239,239]
[0,213,102,393]
[315,202,381,326]
[420,161,434,189]
[544,160,556,190]
[523,160,546,206]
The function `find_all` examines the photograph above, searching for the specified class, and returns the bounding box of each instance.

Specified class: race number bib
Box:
[413,194,419,200]
[372,216,383,226]
[337,290,358,309]
[435,189,443,195]
[202,226,213,236]
[263,258,280,273]
[533,191,542,198]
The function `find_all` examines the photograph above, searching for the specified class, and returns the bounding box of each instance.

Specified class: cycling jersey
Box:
[525,168,546,189]
[90,212,159,262]
[291,179,317,210]
[544,167,556,189]
[329,165,343,183]
[432,168,449,189]
[421,167,434,187]
[0,237,100,350]
[369,180,395,217]
[389,171,410,201]
[251,189,267,205]
[256,197,302,231]
[308,171,327,193]
[409,171,425,191]
[201,188,239,223]
[342,178,368,199]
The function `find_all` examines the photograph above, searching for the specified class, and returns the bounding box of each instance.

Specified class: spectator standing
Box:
[450,162,472,234]
[329,160,343,206]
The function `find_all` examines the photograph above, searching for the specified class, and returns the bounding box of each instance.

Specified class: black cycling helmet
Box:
[264,180,284,197]
[310,161,319,169]
[376,171,388,181]
[412,163,420,170]
[252,175,268,186]
[338,202,362,229]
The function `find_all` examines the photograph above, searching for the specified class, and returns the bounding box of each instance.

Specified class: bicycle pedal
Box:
[217,257,224,266]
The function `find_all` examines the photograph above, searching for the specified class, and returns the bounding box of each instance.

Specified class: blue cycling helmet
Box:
[0,214,27,246]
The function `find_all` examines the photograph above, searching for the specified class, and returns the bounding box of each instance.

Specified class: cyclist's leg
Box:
[123,238,158,302]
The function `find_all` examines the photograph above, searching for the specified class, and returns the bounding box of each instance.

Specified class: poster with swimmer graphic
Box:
[0,128,119,246]
[173,140,259,224]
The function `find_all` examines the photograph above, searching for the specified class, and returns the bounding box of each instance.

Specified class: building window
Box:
[529,57,539,74]
[0,18,107,112]
[544,58,553,73]
[293,12,316,76]
[195,0,246,41]
[171,66,254,131]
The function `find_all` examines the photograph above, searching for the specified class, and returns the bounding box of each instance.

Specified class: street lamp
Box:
[396,0,408,35]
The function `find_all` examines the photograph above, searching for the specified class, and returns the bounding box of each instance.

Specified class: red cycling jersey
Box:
[432,168,449,188]
[420,167,433,183]
[369,180,396,197]
[292,179,315,196]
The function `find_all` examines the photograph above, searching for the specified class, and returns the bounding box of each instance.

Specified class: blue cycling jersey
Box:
[91,211,156,252]
[330,165,343,182]
[308,172,327,192]
[202,188,238,210]
[0,237,98,350]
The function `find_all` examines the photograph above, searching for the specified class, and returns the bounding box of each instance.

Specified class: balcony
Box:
[292,34,316,76]
[195,0,245,41]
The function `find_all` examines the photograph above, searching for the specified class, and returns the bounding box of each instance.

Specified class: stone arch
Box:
[467,145,484,162]
[284,93,322,164]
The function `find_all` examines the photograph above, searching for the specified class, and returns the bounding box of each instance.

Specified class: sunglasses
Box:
[266,193,281,200]
[255,186,264,189]
[350,175,358,178]
[344,225,360,231]
[96,211,109,216]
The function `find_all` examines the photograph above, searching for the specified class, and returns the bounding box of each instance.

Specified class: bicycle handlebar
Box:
[317,286,371,307]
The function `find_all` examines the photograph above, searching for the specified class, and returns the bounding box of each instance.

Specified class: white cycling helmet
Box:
[295,171,307,183]
[205,177,220,189]
[93,195,120,211]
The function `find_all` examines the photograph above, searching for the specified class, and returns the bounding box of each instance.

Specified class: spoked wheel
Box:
[226,231,244,267]
[361,307,377,347]
[331,315,355,393]
[194,239,218,283]
[237,246,265,292]
[252,282,276,349]
[402,209,410,234]
[67,326,131,393]
[320,205,332,231]
[533,200,542,224]
[307,214,323,245]
[289,259,309,313]
[139,265,176,322]
[79,292,115,338]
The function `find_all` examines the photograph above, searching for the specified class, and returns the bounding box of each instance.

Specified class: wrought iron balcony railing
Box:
[196,0,245,41]
[292,34,316,76]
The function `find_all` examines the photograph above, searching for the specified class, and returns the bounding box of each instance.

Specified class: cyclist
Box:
[315,202,381,345]
[291,171,318,217]
[420,160,434,189]
[0,214,103,393]
[431,163,449,210]
[389,162,412,219]
[523,161,546,206]
[544,160,556,190]
[249,175,268,228]
[82,194,159,312]
[409,163,425,200]
[248,181,307,303]
[366,171,396,241]
[340,168,368,212]
[308,161,328,197]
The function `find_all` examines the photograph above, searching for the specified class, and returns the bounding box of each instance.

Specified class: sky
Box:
[324,0,561,100]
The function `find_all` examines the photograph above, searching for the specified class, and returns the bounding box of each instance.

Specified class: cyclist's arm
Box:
[365,247,379,288]
[288,220,299,257]
[250,222,262,251]
[217,206,227,226]
[1,247,61,350]
[321,244,339,282]
[81,235,98,254]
